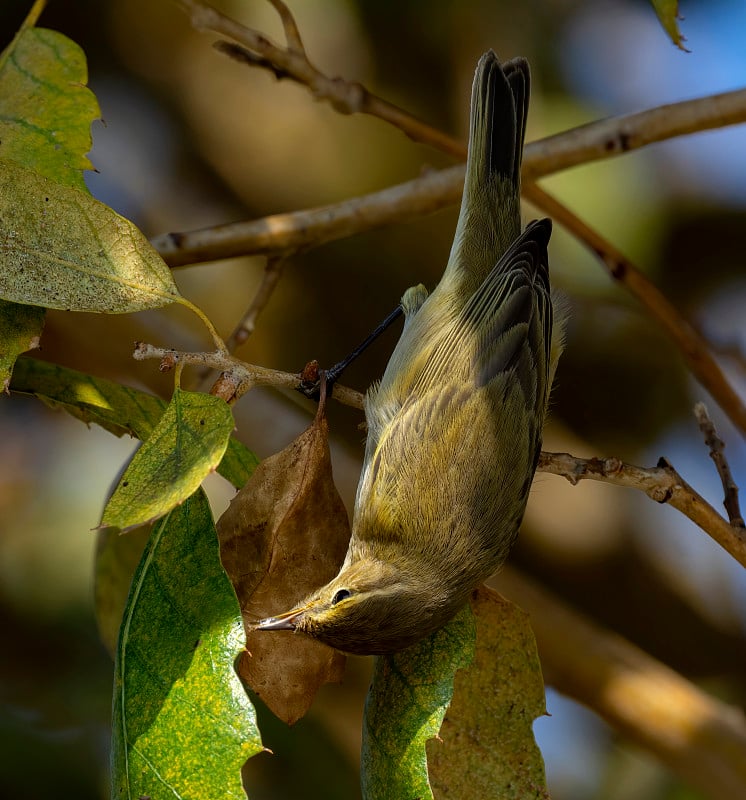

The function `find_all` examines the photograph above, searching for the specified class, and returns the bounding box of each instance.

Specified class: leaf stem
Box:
[0,0,48,72]
[176,297,228,355]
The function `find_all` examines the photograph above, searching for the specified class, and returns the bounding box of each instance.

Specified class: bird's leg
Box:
[297,304,404,401]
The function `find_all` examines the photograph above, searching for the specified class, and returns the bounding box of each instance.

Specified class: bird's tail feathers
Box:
[465,52,530,197]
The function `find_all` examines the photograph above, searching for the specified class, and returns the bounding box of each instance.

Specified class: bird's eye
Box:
[331,588,351,605]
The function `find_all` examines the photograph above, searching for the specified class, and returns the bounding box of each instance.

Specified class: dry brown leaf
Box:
[216,399,350,724]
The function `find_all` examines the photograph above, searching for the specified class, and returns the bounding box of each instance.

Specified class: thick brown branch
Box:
[694,402,745,527]
[152,164,464,265]
[495,570,746,800]
[538,451,746,568]
[524,88,746,179]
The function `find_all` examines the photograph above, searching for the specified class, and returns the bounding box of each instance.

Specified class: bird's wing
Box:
[410,218,553,407]
[355,220,553,544]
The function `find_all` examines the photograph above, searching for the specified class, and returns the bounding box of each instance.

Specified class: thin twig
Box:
[180,0,463,156]
[132,341,364,409]
[495,570,746,799]
[226,256,287,352]
[267,0,305,54]
[538,451,746,568]
[694,402,745,528]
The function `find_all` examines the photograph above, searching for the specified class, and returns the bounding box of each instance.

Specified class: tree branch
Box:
[537,451,746,569]
[152,164,464,265]
[132,341,364,408]
[180,0,466,158]
[524,87,746,179]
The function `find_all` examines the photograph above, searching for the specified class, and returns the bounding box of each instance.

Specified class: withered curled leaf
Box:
[217,397,350,724]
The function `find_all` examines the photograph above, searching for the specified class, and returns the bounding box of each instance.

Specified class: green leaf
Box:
[95,524,153,659]
[427,588,550,799]
[111,489,263,799]
[0,21,101,384]
[218,435,260,491]
[101,387,235,533]
[10,357,258,487]
[0,299,44,391]
[8,357,257,657]
[0,159,181,313]
[361,589,550,799]
[0,27,99,189]
[361,603,475,800]
[650,0,689,51]
[11,356,167,438]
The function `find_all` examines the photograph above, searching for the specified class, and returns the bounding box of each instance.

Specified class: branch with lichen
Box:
[132,341,364,408]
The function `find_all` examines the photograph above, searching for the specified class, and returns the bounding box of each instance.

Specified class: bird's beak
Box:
[255,608,305,631]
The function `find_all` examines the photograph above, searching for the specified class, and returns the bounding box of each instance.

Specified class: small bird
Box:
[257,51,562,654]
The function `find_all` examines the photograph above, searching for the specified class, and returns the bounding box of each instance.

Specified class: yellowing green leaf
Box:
[101,387,235,533]
[9,357,258,657]
[361,603,475,800]
[0,160,181,313]
[111,489,263,799]
[651,0,689,51]
[361,588,550,799]
[11,356,167,437]
[427,588,550,799]
[0,300,43,391]
[0,27,99,189]
[9,357,258,487]
[0,20,101,384]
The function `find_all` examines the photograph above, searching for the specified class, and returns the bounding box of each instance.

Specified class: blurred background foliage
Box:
[1,0,745,798]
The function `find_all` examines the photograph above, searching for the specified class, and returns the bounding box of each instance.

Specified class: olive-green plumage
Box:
[258,52,562,654]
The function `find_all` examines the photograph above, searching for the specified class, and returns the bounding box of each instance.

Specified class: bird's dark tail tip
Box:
[469,51,530,189]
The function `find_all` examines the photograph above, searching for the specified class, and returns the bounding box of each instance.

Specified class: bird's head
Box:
[255,557,453,655]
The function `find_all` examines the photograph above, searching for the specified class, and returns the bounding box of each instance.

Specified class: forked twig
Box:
[180,0,463,156]
[694,402,745,527]
[538,451,746,568]
[225,256,287,352]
